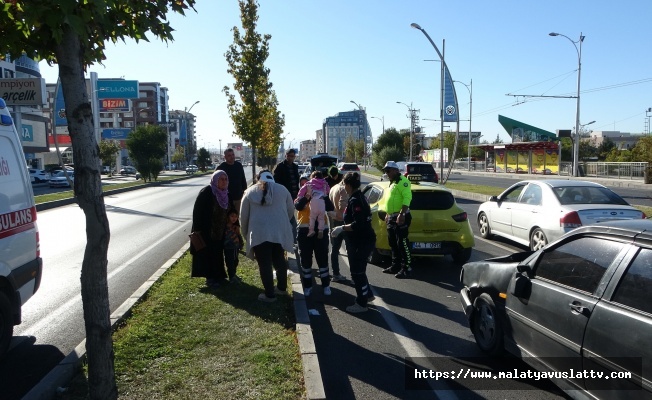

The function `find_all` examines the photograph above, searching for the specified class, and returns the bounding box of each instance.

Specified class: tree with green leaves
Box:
[99,140,121,176]
[172,145,186,168]
[0,2,196,398]
[372,127,403,156]
[224,0,283,181]
[196,147,211,171]
[126,125,167,182]
[372,146,405,170]
[344,137,366,163]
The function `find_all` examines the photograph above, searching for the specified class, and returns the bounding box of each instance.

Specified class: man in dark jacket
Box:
[216,148,247,211]
[273,148,300,200]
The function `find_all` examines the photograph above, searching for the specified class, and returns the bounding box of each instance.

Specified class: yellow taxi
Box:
[362,178,475,264]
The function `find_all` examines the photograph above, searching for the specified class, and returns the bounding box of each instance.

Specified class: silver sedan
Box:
[477,179,645,250]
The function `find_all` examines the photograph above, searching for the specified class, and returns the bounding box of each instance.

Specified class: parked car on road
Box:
[362,179,474,264]
[460,219,652,399]
[339,163,360,174]
[28,168,51,183]
[186,164,198,174]
[309,153,338,175]
[120,166,137,175]
[49,170,75,188]
[477,180,645,251]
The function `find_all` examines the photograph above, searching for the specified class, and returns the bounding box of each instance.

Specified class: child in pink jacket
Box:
[297,171,331,238]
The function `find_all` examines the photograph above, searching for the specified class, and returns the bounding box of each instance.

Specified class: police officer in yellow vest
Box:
[381,161,413,278]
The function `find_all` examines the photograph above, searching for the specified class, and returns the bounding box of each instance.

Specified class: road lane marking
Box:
[18,220,192,339]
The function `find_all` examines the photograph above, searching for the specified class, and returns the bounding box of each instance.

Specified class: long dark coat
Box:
[190,185,231,279]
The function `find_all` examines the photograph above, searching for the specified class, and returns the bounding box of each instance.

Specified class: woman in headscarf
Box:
[190,170,233,288]
[240,170,295,302]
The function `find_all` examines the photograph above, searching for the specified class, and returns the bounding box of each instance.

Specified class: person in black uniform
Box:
[215,148,247,212]
[331,172,376,313]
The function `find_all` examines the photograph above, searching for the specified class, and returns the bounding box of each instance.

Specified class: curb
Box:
[287,256,326,400]
[21,246,189,400]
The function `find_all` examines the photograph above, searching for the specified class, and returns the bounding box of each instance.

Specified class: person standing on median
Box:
[381,161,413,279]
[190,170,233,288]
[216,148,247,212]
[328,171,349,282]
[331,172,376,313]
[240,170,295,303]
[295,176,332,297]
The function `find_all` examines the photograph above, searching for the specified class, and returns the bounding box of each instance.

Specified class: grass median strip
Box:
[62,252,304,400]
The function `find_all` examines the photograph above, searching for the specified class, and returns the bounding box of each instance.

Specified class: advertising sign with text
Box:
[96,80,139,99]
[100,98,130,112]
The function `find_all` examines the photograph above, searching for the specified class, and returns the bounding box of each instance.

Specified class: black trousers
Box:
[253,242,287,297]
[297,227,330,289]
[224,247,240,279]
[346,237,375,307]
[387,213,412,271]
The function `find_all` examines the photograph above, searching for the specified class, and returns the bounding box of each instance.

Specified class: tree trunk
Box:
[56,27,117,400]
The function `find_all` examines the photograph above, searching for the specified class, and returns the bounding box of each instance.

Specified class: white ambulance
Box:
[0,97,42,359]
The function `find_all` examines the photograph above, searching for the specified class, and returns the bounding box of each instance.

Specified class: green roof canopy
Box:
[498,115,557,142]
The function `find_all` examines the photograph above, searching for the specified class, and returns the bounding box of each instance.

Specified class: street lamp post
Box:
[454,80,472,171]
[549,31,584,177]
[397,101,414,161]
[371,116,384,169]
[350,100,366,164]
[411,23,447,181]
[184,101,200,165]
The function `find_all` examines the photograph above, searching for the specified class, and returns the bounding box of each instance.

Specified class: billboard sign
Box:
[100,98,130,112]
[96,80,139,99]
[0,78,47,106]
[101,128,131,140]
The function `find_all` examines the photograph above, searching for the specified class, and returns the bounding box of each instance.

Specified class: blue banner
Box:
[443,66,459,123]
[96,80,139,99]
[179,119,187,147]
[54,82,67,127]
[101,128,131,140]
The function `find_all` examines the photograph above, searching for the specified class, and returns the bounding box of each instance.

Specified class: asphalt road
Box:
[304,174,571,400]
[1,170,254,400]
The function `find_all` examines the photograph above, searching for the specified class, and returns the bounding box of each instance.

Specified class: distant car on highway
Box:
[120,166,137,175]
[186,165,198,174]
[28,168,50,183]
[477,180,645,251]
[339,163,360,174]
[49,170,74,188]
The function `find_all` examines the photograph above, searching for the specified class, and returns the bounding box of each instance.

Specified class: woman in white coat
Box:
[240,170,295,302]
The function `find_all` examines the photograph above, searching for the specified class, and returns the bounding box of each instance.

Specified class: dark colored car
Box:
[403,162,438,183]
[309,153,338,175]
[460,219,652,398]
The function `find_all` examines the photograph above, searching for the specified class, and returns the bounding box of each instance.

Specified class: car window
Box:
[500,184,526,203]
[519,184,542,205]
[407,164,434,175]
[611,248,652,314]
[554,186,629,205]
[411,191,454,211]
[534,237,624,294]
[363,186,383,204]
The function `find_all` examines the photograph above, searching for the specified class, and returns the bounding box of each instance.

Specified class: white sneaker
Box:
[303,287,312,297]
[323,286,332,296]
[346,303,368,313]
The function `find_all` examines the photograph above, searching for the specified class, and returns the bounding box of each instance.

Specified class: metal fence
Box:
[450,160,649,181]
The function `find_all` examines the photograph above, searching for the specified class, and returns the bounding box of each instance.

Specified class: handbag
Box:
[189,231,206,252]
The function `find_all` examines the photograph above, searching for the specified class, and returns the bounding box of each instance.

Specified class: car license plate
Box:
[412,242,441,249]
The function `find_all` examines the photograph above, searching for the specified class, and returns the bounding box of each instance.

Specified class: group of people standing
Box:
[190,147,412,313]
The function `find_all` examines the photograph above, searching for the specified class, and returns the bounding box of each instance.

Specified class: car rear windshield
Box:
[410,191,454,210]
[342,164,358,169]
[407,164,435,175]
[553,186,629,205]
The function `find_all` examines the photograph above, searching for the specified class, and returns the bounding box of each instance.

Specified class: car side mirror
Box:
[489,195,499,202]
[511,264,532,298]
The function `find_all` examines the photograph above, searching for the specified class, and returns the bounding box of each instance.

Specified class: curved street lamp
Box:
[549,31,584,177]
[184,101,200,164]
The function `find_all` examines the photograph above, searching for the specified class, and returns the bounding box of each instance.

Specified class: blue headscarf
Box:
[210,170,229,209]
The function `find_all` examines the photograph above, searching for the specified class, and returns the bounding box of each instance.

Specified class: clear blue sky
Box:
[38,0,652,152]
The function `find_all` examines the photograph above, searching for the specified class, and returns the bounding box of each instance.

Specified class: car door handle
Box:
[569,302,590,316]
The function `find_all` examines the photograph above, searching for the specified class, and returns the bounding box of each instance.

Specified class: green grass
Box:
[61,253,304,400]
